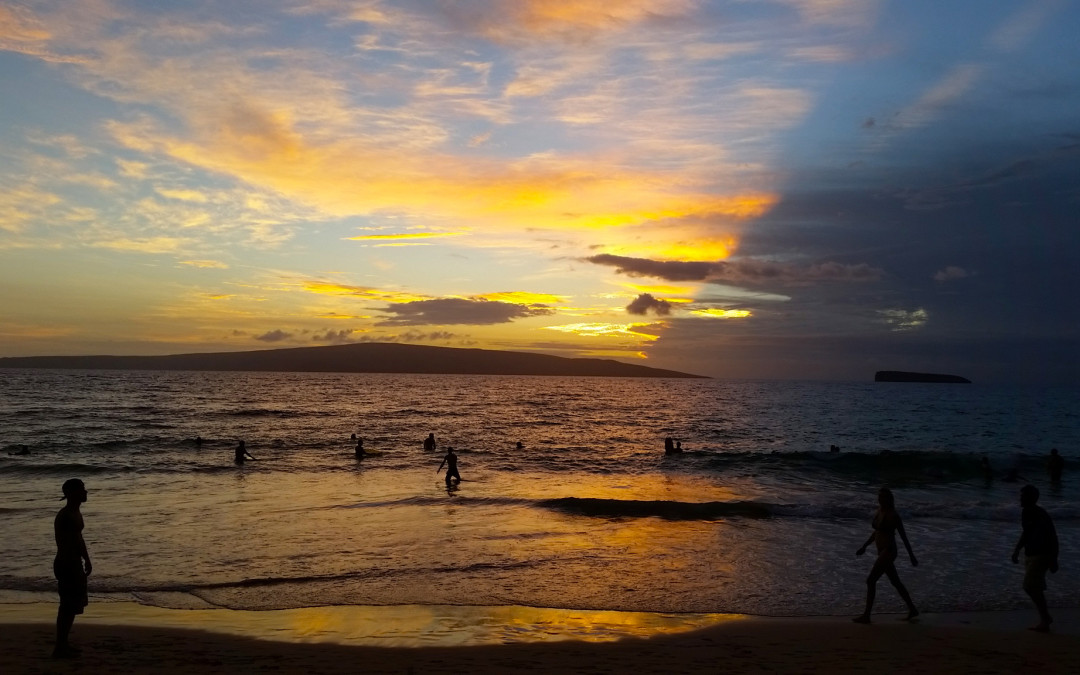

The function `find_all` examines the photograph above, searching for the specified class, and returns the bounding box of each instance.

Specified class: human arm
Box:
[1050,516,1060,573]
[897,517,917,566]
[856,532,875,555]
[1012,530,1026,564]
[437,457,446,473]
[80,535,92,576]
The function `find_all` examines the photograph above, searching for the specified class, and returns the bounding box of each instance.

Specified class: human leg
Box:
[883,564,918,619]
[854,559,887,622]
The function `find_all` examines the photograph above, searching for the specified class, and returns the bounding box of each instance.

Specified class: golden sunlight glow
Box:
[600,234,741,261]
[623,283,698,295]
[543,322,661,339]
[114,116,779,235]
[303,282,428,304]
[179,259,228,268]
[690,308,752,318]
[346,233,464,241]
[478,291,565,304]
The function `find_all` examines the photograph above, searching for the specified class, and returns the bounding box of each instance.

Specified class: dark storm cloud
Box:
[255,329,292,342]
[585,254,882,286]
[375,298,554,326]
[626,293,672,316]
[630,129,1080,383]
[585,254,714,281]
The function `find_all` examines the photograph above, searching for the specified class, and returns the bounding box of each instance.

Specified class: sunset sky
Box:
[2,0,1078,382]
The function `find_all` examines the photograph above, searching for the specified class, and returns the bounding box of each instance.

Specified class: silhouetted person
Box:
[516,441,524,450]
[980,456,993,483]
[1048,448,1064,484]
[1012,485,1058,632]
[664,437,675,454]
[423,433,436,452]
[853,487,918,623]
[234,440,255,464]
[439,447,461,484]
[354,438,366,459]
[54,479,92,658]
[676,441,683,452]
[830,444,841,453]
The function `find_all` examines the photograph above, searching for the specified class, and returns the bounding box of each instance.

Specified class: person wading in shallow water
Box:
[234,440,255,465]
[853,487,919,624]
[438,447,461,484]
[54,478,92,658]
[1012,484,1059,632]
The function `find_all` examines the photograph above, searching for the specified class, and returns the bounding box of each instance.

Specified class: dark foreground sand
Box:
[4,611,1080,675]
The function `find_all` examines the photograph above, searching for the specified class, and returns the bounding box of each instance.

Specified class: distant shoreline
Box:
[0,342,706,379]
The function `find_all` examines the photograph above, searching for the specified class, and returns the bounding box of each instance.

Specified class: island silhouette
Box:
[0,343,705,378]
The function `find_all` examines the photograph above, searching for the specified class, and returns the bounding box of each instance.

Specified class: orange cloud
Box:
[689,308,752,318]
[543,322,661,340]
[302,281,427,304]
[109,108,776,236]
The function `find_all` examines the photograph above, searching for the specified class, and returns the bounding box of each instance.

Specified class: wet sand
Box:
[2,604,1079,674]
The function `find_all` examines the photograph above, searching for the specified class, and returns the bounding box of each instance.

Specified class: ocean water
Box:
[1,369,1078,619]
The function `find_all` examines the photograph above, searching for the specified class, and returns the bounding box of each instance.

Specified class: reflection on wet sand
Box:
[0,602,745,647]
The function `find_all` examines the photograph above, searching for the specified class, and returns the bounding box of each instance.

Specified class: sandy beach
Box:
[3,604,1079,674]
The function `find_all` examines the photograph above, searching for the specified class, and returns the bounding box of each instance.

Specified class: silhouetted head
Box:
[1020,484,1039,507]
[61,478,87,503]
[877,487,895,510]
[1051,448,1059,456]
[238,440,245,448]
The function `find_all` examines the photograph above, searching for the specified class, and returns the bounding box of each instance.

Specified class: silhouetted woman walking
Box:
[853,487,919,623]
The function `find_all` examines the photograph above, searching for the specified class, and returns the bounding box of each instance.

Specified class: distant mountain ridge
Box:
[0,342,706,379]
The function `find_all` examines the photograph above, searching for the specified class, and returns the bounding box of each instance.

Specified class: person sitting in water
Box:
[423,433,436,452]
[234,441,255,464]
[1048,449,1064,483]
[438,447,461,484]
[354,437,366,459]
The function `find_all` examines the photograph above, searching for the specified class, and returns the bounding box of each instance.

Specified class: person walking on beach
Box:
[853,487,919,623]
[438,447,461,484]
[54,478,92,658]
[1012,485,1059,632]
[424,433,436,452]
[234,440,255,465]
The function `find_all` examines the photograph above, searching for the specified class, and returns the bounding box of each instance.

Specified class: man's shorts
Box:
[1024,555,1051,593]
[54,558,88,615]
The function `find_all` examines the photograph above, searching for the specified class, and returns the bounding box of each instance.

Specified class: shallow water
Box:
[1,370,1078,616]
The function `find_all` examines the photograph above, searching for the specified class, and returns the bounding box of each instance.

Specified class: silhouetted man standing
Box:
[1012,485,1058,632]
[54,479,92,658]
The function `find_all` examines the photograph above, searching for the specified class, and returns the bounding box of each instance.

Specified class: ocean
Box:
[1,369,1078,621]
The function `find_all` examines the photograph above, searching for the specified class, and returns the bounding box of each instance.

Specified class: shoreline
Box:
[3,603,1080,674]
